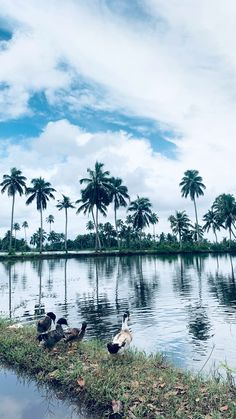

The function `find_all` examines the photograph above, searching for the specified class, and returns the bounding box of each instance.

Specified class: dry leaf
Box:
[77,377,85,388]
[128,409,137,419]
[112,400,122,414]
[219,405,228,412]
[205,415,212,419]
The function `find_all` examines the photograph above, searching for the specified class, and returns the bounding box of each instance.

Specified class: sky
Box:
[0,0,235,240]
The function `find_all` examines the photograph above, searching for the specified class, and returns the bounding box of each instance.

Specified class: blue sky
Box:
[0,0,235,238]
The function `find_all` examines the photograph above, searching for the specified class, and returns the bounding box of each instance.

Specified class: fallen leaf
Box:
[219,405,228,412]
[205,415,212,419]
[77,377,85,388]
[128,409,137,419]
[112,400,122,414]
[164,390,178,398]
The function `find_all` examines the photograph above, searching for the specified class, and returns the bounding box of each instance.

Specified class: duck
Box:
[64,321,87,346]
[107,311,132,355]
[37,317,68,350]
[37,312,56,334]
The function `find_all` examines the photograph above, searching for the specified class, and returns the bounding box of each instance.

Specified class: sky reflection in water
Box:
[0,254,236,374]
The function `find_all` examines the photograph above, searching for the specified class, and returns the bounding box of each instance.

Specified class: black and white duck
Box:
[107,311,132,355]
[37,312,56,334]
[64,321,87,346]
[37,317,68,350]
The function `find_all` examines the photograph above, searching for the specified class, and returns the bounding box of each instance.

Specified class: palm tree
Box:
[26,177,56,253]
[212,194,236,246]
[86,220,95,232]
[22,221,29,243]
[56,195,75,252]
[30,228,47,249]
[168,211,192,249]
[150,212,159,237]
[128,196,153,243]
[0,168,27,253]
[77,162,113,251]
[13,222,20,248]
[46,214,55,232]
[110,177,129,247]
[179,170,206,241]
[203,209,222,243]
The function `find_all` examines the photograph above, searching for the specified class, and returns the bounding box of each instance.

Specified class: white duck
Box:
[107,311,132,355]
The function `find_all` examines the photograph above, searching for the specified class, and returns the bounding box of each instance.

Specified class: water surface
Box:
[0,367,95,419]
[0,253,236,374]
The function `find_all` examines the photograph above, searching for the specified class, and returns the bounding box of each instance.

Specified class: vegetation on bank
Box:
[0,320,235,418]
[1,164,236,256]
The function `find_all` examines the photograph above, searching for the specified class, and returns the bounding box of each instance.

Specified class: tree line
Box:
[1,163,236,254]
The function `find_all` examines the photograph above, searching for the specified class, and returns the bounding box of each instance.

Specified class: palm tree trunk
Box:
[193,197,199,242]
[14,230,17,249]
[114,206,119,249]
[40,206,43,254]
[65,207,68,253]
[9,193,15,253]
[179,229,182,249]
[229,227,232,249]
[91,209,96,249]
[95,206,101,251]
[214,230,218,243]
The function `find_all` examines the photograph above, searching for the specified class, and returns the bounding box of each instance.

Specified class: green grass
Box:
[0,319,235,418]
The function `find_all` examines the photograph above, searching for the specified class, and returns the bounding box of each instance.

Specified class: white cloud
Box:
[0,1,236,240]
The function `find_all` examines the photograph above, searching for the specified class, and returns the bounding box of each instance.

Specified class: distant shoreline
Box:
[0,248,236,261]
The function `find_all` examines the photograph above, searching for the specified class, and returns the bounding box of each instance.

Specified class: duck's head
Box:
[47,312,56,323]
[123,311,130,321]
[57,318,68,326]
[81,321,87,330]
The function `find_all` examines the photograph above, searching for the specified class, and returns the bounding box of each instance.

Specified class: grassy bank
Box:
[0,320,235,418]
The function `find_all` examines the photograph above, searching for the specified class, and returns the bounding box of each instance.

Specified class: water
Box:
[0,253,236,375]
[0,366,95,419]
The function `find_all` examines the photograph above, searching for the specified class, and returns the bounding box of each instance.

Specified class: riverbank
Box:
[0,320,235,418]
[0,247,235,261]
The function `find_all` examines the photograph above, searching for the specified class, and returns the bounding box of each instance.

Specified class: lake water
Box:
[1,253,236,376]
[0,366,96,419]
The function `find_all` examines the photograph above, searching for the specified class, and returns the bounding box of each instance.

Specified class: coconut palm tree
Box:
[179,170,206,241]
[128,196,153,239]
[56,195,75,252]
[212,194,236,246]
[30,228,47,249]
[22,221,29,243]
[86,220,95,232]
[26,178,56,253]
[77,162,113,251]
[150,212,159,237]
[109,177,129,247]
[203,209,222,243]
[168,211,192,249]
[13,222,20,248]
[46,214,55,232]
[0,168,27,253]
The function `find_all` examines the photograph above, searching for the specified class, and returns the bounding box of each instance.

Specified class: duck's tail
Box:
[37,333,48,343]
[107,341,125,354]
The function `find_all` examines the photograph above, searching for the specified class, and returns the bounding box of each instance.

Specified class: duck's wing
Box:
[37,316,51,333]
[113,330,132,346]
[64,328,80,343]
